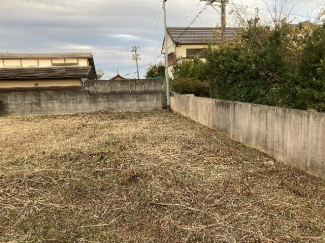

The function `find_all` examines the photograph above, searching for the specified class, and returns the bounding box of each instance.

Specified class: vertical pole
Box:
[255,7,259,24]
[221,0,226,43]
[163,0,170,110]
[133,46,140,80]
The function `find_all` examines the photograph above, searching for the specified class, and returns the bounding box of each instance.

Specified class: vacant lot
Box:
[0,111,324,243]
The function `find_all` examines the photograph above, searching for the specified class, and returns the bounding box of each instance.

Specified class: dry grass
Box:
[0,111,324,243]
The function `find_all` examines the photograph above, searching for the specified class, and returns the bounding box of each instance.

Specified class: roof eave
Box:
[0,76,87,80]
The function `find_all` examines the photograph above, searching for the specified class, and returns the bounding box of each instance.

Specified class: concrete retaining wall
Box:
[0,79,166,115]
[171,93,325,179]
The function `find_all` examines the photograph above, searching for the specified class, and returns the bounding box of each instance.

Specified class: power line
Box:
[148,7,164,44]
[139,54,163,69]
[174,4,209,44]
[144,2,205,59]
[117,2,164,77]
[141,2,209,67]
[164,3,209,51]
[140,7,164,58]
[141,0,161,39]
[121,2,213,78]
[177,2,202,27]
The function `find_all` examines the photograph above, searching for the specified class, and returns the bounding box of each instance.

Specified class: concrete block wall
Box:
[171,93,325,179]
[0,79,166,115]
[84,79,165,94]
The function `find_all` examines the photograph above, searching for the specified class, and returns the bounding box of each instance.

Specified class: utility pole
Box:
[255,7,260,24]
[163,0,170,110]
[132,46,140,80]
[221,0,226,43]
[201,0,228,43]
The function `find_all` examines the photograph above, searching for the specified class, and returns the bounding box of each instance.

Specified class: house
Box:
[162,27,242,77]
[0,53,97,91]
[110,74,125,81]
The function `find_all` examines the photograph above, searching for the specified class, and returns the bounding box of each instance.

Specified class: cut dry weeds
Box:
[0,111,324,242]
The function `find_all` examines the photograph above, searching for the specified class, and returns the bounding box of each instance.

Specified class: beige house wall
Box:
[4,60,21,67]
[0,58,89,68]
[0,79,81,88]
[175,44,208,59]
[78,59,88,66]
[66,58,78,64]
[22,60,38,67]
[52,59,65,64]
[39,60,52,67]
[163,34,176,55]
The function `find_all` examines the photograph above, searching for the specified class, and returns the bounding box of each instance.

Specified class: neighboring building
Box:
[161,27,242,77]
[110,74,125,81]
[0,53,96,91]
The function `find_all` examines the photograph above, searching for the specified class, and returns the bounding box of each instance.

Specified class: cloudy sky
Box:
[0,0,323,79]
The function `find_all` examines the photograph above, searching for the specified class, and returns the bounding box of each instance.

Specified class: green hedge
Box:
[171,23,325,112]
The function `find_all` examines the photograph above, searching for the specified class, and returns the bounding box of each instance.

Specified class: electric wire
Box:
[177,2,202,27]
[164,3,209,51]
[174,3,209,44]
[141,0,161,40]
[137,6,164,72]
[142,3,208,71]
[123,2,209,77]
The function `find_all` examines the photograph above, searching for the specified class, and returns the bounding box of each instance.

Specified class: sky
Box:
[0,0,323,79]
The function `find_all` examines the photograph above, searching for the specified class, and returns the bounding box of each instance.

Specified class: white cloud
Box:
[111,34,151,42]
[56,44,95,50]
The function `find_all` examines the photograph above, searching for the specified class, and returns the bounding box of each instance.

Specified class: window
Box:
[186,49,205,59]
[168,53,176,67]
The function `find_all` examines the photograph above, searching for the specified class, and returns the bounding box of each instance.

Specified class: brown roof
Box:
[110,74,125,80]
[0,53,93,60]
[0,66,96,80]
[167,27,242,45]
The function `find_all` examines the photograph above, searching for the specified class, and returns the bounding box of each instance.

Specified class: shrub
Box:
[171,77,210,97]
[295,24,325,111]
[170,22,325,112]
[171,58,209,97]
[145,62,165,79]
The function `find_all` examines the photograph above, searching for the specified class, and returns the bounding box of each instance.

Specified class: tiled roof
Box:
[0,66,96,80]
[0,53,93,59]
[167,27,242,45]
[110,74,125,80]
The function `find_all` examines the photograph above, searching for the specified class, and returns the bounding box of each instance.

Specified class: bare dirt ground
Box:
[0,111,324,243]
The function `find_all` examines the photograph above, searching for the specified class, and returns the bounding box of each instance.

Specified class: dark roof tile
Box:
[167,27,242,44]
[0,66,95,80]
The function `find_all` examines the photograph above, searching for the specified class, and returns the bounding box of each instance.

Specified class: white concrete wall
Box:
[171,93,325,179]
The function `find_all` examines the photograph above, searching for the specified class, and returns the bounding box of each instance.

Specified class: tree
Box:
[96,68,105,80]
[145,62,165,79]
